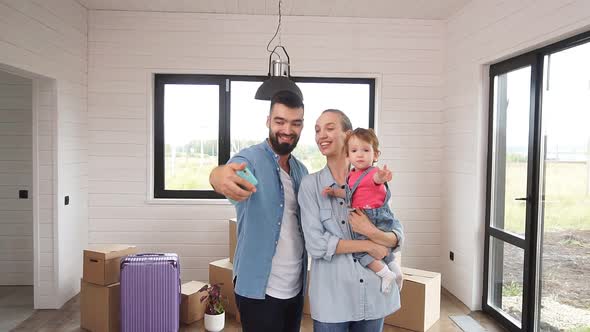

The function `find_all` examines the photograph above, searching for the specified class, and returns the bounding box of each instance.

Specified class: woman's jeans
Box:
[313,318,385,332]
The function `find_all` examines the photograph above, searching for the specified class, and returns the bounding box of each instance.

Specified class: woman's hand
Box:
[349,209,379,238]
[350,209,400,248]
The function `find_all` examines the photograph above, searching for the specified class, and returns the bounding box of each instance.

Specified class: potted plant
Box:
[199,283,225,332]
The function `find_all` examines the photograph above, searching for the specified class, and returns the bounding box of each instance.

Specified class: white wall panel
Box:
[0,0,88,308]
[443,0,590,310]
[88,10,445,281]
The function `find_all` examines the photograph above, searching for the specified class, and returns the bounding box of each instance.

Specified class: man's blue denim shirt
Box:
[228,140,309,299]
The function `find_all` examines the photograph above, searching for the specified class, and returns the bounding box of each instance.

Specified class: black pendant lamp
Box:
[254,46,302,100]
[254,1,303,101]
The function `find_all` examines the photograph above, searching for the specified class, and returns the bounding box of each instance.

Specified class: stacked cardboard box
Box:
[205,219,246,322]
[302,263,311,315]
[180,281,209,324]
[384,267,441,332]
[80,244,137,332]
[229,218,237,263]
[209,258,241,322]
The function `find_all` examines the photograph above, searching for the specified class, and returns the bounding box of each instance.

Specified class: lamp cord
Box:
[266,0,282,59]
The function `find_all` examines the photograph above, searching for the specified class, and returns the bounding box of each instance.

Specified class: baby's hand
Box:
[322,187,334,197]
[323,186,346,198]
[374,165,393,184]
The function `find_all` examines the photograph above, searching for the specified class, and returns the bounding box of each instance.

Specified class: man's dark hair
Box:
[270,90,304,114]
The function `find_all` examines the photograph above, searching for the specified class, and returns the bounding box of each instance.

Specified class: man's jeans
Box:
[234,290,303,332]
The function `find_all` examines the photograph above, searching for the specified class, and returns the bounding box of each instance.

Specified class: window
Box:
[154,74,375,199]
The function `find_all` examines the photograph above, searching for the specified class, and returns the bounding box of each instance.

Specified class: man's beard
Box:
[269,130,300,155]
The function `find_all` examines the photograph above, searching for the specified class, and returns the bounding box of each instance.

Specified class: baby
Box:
[323,128,403,293]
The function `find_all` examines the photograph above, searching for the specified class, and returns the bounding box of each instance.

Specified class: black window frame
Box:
[483,29,590,332]
[154,74,375,199]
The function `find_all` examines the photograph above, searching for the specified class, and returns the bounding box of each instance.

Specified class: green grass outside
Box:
[165,155,590,235]
[164,147,326,190]
[165,155,218,190]
[568,327,590,332]
[502,281,523,297]
[503,161,590,234]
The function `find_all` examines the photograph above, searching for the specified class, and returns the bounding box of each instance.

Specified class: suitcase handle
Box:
[120,253,165,270]
[121,253,178,267]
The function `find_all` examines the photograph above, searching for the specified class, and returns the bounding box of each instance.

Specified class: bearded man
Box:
[209,90,308,332]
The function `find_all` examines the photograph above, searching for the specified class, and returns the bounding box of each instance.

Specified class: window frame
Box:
[153,73,375,199]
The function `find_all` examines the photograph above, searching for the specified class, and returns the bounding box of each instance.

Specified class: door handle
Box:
[515,197,528,201]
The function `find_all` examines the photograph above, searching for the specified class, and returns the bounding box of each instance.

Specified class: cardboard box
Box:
[83,244,138,286]
[209,258,240,323]
[180,281,208,324]
[80,279,120,332]
[303,262,311,315]
[229,218,237,263]
[384,267,441,332]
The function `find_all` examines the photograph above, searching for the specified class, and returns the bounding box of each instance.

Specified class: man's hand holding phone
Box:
[209,162,257,203]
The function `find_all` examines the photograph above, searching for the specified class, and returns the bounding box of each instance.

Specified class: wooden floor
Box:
[0,286,34,331]
[13,289,506,331]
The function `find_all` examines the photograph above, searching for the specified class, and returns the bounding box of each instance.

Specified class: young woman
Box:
[298,109,404,331]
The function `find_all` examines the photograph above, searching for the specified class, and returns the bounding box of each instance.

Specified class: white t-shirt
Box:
[265,168,304,299]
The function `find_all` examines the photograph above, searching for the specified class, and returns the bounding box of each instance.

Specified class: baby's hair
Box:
[344,128,380,162]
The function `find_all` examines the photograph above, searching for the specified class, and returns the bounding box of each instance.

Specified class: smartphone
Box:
[228,167,258,205]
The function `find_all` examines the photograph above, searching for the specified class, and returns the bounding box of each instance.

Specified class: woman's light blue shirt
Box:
[298,166,403,323]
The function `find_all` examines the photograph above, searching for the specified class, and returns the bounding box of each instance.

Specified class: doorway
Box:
[484,31,590,331]
[0,69,35,330]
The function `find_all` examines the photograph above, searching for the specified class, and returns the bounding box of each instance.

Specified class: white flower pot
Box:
[204,312,225,332]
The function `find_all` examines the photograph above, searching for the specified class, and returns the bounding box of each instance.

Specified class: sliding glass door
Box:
[484,54,540,331]
[537,40,590,332]
[484,31,590,332]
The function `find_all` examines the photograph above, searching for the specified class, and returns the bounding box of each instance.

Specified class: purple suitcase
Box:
[120,253,180,332]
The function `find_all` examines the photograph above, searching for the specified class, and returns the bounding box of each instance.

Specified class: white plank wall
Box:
[0,0,87,308]
[88,11,445,282]
[443,0,590,310]
[1,0,587,313]
[36,78,56,304]
[0,71,33,286]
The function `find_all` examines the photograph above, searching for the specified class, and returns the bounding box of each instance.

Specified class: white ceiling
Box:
[76,0,471,20]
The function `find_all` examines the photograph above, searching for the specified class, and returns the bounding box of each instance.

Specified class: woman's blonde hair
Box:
[321,109,352,131]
